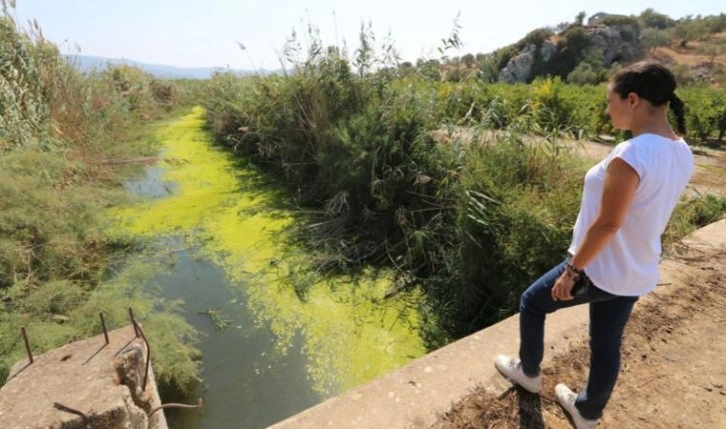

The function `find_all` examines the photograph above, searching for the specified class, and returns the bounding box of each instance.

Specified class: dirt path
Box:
[439,128,726,196]
[432,223,726,428]
[570,139,726,197]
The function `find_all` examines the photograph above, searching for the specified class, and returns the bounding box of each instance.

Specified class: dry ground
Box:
[652,32,726,69]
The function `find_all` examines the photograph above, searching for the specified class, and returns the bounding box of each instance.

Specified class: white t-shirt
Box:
[568,134,694,296]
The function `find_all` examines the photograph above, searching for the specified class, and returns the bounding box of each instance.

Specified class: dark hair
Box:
[611,61,687,135]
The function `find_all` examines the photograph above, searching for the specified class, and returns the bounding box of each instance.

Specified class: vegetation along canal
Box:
[109,107,426,428]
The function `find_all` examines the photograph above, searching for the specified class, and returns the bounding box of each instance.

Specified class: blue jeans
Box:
[519,261,638,420]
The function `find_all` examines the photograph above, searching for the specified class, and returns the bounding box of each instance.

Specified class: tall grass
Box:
[0,5,199,392]
[203,26,726,344]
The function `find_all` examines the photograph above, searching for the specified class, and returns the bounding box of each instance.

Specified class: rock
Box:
[499,44,536,83]
[540,41,558,62]
[588,24,642,64]
[498,24,643,83]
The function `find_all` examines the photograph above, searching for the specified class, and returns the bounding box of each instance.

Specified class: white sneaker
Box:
[555,383,599,429]
[494,354,541,393]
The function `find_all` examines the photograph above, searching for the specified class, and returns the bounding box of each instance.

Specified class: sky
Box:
[10,0,725,70]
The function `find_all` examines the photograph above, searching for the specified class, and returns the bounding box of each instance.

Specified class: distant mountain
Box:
[63,55,266,79]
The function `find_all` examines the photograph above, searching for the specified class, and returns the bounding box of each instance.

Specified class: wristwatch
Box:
[565,261,583,277]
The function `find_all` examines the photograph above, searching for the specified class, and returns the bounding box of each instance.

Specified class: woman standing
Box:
[494,61,694,428]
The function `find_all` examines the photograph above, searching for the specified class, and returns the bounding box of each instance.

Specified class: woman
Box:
[494,61,694,428]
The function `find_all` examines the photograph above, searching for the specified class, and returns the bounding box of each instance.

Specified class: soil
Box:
[430,146,726,428]
[652,35,726,69]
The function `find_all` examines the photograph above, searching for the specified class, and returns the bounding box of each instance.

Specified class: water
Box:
[150,245,319,428]
[110,108,426,428]
[123,166,178,199]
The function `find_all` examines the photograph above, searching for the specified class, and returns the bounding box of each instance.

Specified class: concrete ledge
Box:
[270,303,588,429]
[270,219,726,429]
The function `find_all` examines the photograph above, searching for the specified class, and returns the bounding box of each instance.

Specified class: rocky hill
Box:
[441,11,725,86]
[498,21,643,83]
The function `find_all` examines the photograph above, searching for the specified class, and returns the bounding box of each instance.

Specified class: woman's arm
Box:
[551,157,640,301]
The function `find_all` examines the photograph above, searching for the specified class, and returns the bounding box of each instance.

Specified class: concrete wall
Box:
[0,325,168,429]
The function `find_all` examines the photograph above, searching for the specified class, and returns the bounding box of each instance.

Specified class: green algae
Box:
[109,107,426,395]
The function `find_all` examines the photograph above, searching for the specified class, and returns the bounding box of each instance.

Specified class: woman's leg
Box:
[519,262,590,376]
[575,295,639,420]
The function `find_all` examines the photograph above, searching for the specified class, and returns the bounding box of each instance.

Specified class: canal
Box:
[109,107,426,428]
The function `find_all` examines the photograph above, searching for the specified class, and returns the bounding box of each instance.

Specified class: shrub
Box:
[452,125,585,329]
[519,28,555,48]
[568,63,599,84]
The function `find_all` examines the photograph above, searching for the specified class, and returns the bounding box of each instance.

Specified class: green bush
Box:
[518,28,555,48]
[599,16,641,31]
[682,87,726,141]
[452,126,585,329]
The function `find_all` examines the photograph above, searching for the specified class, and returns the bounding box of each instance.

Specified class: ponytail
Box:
[669,94,687,136]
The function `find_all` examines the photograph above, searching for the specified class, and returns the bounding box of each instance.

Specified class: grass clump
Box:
[664,193,726,246]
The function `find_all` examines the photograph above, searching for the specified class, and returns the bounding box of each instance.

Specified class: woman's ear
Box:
[627,92,640,107]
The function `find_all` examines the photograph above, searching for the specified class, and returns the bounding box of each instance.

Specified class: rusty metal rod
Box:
[53,402,88,421]
[129,308,139,337]
[100,312,109,345]
[21,327,33,364]
[148,398,203,417]
[133,320,151,392]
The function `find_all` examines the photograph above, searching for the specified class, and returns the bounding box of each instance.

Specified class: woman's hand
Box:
[551,270,578,301]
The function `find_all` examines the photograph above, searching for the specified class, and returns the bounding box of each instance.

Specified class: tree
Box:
[575,11,587,26]
[703,13,726,34]
[638,8,673,30]
[564,27,591,55]
[697,44,724,67]
[640,28,672,53]
[461,53,475,68]
[418,59,442,80]
[671,18,709,47]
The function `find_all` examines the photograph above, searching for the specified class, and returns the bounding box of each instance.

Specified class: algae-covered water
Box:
[109,107,426,428]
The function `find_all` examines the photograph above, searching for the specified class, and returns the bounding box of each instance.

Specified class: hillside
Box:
[440,11,725,86]
[649,33,726,85]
